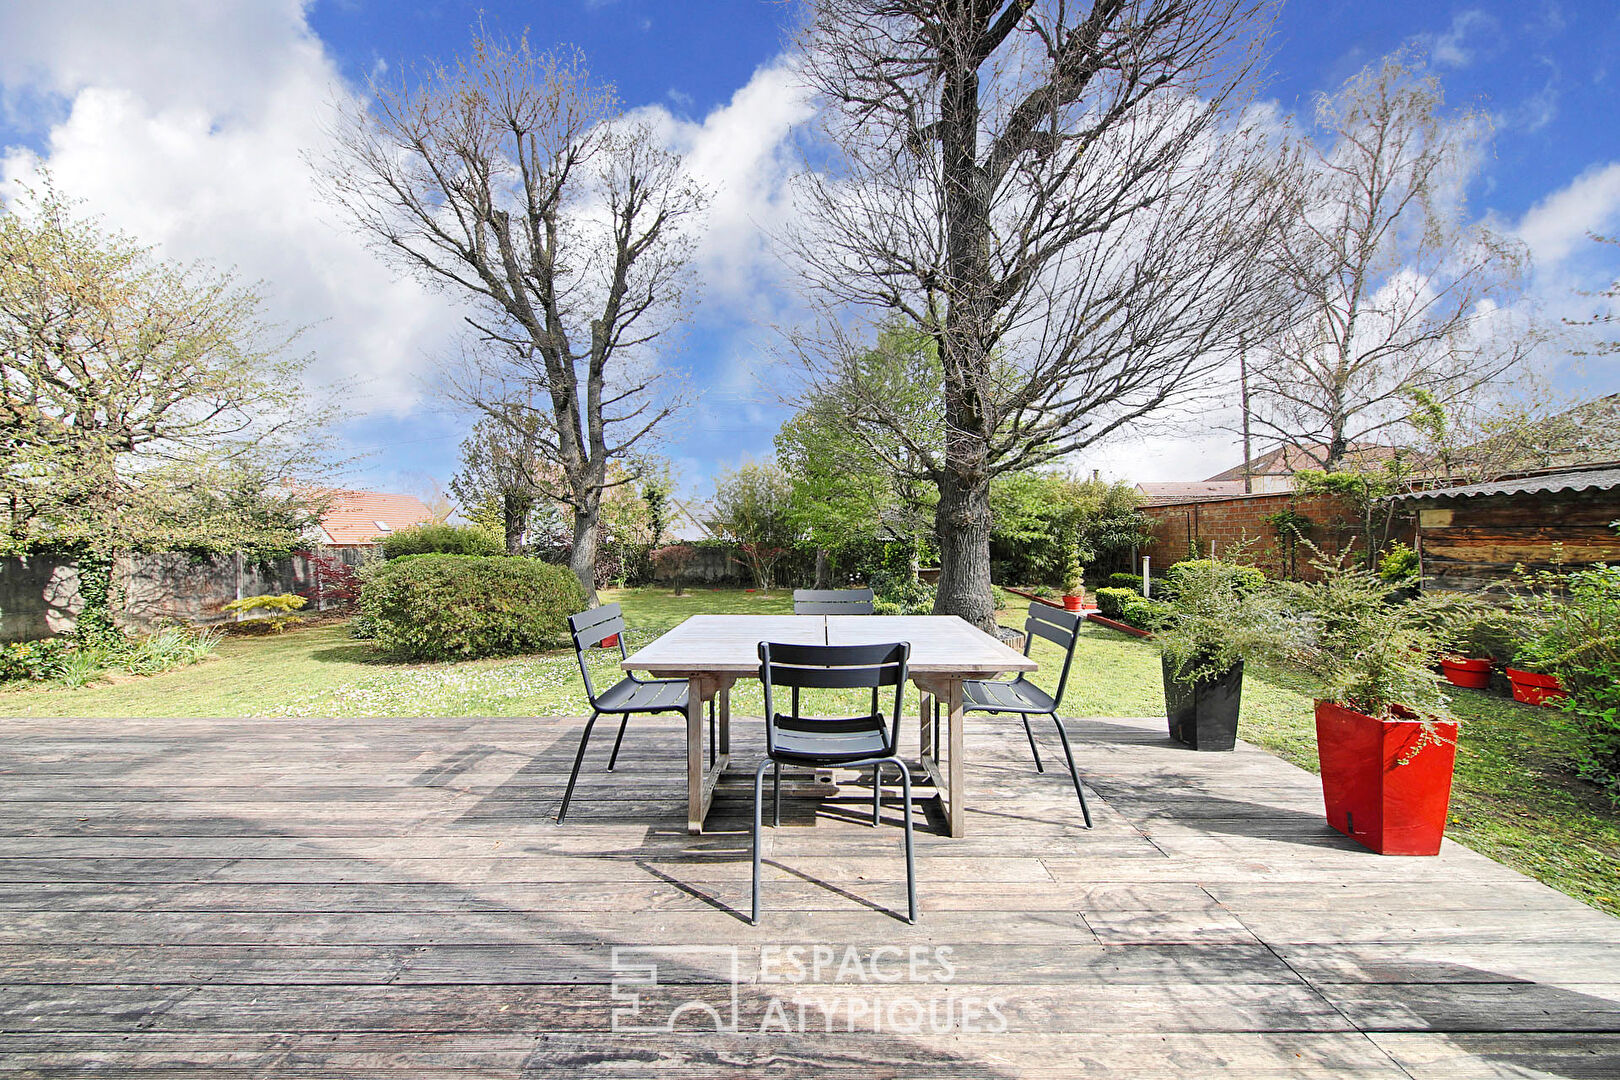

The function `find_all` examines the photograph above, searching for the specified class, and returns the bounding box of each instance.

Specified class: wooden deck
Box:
[2,712,1619,1077]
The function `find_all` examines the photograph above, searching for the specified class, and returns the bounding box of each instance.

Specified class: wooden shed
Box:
[1396,464,1620,591]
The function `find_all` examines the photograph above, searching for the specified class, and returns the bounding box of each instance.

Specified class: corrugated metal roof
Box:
[1394,466,1620,501]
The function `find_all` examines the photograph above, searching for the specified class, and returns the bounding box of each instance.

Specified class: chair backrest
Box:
[568,604,626,706]
[793,588,876,615]
[1022,603,1083,708]
[758,641,909,757]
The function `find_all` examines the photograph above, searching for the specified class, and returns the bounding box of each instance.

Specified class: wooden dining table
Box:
[621,614,1037,837]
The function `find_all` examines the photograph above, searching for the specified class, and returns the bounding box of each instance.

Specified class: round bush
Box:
[359,555,588,661]
[380,523,505,559]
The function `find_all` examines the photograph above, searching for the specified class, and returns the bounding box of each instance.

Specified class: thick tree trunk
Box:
[814,548,831,589]
[502,492,531,556]
[569,500,601,606]
[932,470,995,632]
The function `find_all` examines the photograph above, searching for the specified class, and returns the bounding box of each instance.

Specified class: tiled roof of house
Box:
[1135,481,1247,505]
[318,491,434,546]
[1203,443,1399,482]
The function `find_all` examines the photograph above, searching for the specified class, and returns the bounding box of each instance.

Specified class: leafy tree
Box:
[712,461,798,589]
[0,179,330,562]
[321,27,706,603]
[789,0,1296,629]
[449,411,555,555]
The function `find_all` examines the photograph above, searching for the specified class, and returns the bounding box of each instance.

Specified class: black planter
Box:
[1161,656,1243,751]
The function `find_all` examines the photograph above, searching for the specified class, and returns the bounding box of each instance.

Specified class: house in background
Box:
[1137,443,1400,503]
[312,491,434,548]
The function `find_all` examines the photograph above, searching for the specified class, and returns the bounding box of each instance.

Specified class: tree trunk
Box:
[814,548,831,589]
[932,470,995,632]
[569,500,601,606]
[502,492,531,556]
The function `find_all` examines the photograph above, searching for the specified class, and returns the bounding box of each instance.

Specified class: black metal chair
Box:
[752,641,916,924]
[792,588,876,615]
[558,603,714,824]
[953,603,1093,827]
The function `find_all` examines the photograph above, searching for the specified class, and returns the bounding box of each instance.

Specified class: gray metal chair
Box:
[559,603,714,824]
[753,640,916,924]
[792,588,876,615]
[952,603,1093,827]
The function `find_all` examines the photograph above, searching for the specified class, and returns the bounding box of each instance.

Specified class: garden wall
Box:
[0,548,369,643]
[1141,491,1414,580]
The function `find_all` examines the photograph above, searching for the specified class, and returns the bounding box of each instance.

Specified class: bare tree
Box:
[787,0,1297,629]
[1248,51,1540,471]
[317,29,705,601]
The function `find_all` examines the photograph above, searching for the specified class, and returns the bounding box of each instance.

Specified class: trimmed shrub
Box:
[869,569,935,615]
[1106,572,1144,593]
[221,593,307,633]
[1119,596,1167,631]
[381,523,504,559]
[359,555,587,661]
[1094,588,1135,621]
[1161,559,1264,600]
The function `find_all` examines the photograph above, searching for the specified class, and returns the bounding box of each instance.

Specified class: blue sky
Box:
[2,1,1618,501]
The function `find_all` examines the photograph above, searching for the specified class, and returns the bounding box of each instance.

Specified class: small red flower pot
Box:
[1505,667,1566,706]
[597,634,619,649]
[1062,594,1084,612]
[1439,655,1492,690]
[1314,700,1458,856]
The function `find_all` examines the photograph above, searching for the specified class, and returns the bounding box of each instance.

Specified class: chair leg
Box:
[872,762,882,827]
[772,762,782,827]
[1049,713,1093,829]
[895,758,916,923]
[1022,715,1045,772]
[557,711,601,824]
[752,758,772,925]
[606,714,631,771]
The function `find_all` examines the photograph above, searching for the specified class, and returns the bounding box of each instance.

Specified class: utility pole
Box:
[1239,344,1253,494]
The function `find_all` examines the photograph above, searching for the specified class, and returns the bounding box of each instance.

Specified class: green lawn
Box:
[3,585,1616,916]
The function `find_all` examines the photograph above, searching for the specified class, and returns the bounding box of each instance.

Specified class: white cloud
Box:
[1428,9,1502,69]
[627,61,814,315]
[0,1,467,417]
[1515,162,1620,266]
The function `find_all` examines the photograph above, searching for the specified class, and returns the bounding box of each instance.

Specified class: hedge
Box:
[359,555,587,661]
[381,523,505,559]
[1106,572,1144,593]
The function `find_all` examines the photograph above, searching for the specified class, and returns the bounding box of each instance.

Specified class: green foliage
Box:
[1094,588,1135,620]
[869,569,935,615]
[713,461,797,589]
[1062,547,1084,594]
[1156,557,1298,686]
[989,472,1148,585]
[1278,548,1451,725]
[2,624,220,686]
[1512,565,1620,790]
[0,639,72,683]
[0,179,332,560]
[381,523,505,559]
[1161,559,1265,600]
[221,593,307,634]
[121,626,224,675]
[1378,541,1420,583]
[1107,572,1144,593]
[70,556,123,649]
[359,555,587,661]
[1120,596,1167,631]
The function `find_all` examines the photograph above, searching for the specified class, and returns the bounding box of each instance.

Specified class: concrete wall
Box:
[1,547,372,643]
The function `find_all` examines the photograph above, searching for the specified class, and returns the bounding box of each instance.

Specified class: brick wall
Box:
[1141,491,1414,580]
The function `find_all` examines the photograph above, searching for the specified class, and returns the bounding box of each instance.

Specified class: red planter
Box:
[1505,667,1566,706]
[1439,655,1492,690]
[1062,594,1084,612]
[1314,700,1458,856]
[1086,613,1154,639]
[597,634,619,649]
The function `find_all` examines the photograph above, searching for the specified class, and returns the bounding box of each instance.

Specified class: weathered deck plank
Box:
[0,713,1616,1077]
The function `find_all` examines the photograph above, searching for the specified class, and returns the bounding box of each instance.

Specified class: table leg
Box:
[687,676,729,834]
[944,678,965,837]
[918,688,934,761]
[719,679,732,756]
[914,677,966,837]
